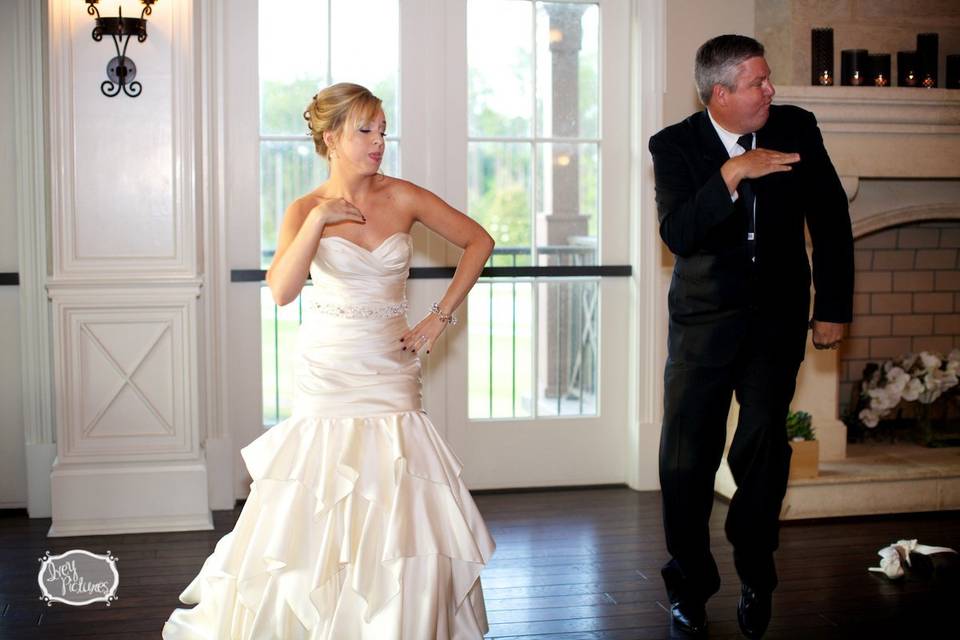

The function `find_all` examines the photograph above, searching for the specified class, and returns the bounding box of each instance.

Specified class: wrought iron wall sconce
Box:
[84,0,159,97]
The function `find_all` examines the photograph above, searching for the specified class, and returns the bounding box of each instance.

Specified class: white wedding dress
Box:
[163,232,495,639]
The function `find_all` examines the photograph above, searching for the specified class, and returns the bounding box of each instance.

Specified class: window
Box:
[467,0,600,419]
[258,0,399,425]
[255,0,614,426]
[240,0,634,488]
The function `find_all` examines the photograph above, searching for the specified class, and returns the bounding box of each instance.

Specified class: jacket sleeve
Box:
[649,131,738,257]
[799,110,854,323]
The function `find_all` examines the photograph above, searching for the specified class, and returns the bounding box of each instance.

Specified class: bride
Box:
[163,83,496,639]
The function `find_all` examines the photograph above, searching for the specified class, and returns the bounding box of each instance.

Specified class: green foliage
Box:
[258,76,398,266]
[468,59,531,137]
[786,410,816,441]
[261,77,325,135]
[579,49,599,137]
[258,21,600,256]
[473,185,531,249]
[260,77,397,136]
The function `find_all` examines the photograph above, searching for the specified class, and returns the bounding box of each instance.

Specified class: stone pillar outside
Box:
[539,4,588,403]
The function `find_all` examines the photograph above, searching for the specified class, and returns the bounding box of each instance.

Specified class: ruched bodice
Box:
[163,230,494,640]
[296,233,421,417]
[310,232,411,307]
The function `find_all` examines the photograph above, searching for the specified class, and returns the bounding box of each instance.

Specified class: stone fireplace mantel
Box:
[777,85,960,194]
[717,86,960,518]
[780,86,960,199]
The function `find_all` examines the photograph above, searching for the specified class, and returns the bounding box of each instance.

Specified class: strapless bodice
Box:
[309,232,411,310]
[296,231,419,417]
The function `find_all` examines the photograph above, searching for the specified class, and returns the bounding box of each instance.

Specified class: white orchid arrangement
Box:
[857,350,960,428]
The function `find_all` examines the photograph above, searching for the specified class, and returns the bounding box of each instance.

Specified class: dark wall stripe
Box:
[231,265,631,283]
[0,273,19,286]
[231,270,267,282]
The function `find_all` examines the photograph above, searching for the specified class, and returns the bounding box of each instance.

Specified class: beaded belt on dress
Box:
[310,299,408,319]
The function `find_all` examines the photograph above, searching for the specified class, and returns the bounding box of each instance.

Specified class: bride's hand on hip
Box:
[400,314,448,355]
[309,197,366,226]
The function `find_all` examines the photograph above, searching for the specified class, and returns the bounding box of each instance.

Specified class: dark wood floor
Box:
[1,488,958,639]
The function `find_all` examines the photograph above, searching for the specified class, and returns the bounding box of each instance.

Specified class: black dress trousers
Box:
[659,309,800,606]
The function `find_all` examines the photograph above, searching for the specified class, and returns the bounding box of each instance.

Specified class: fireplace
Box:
[841,221,960,419]
[716,85,960,518]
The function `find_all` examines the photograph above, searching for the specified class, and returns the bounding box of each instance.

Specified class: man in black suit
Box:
[649,35,853,637]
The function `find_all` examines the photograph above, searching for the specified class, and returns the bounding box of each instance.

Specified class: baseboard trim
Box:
[47,512,214,538]
[471,482,629,496]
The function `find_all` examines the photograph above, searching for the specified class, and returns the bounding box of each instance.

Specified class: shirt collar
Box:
[707,109,752,156]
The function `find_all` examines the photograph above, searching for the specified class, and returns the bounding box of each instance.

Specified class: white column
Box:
[195,0,235,511]
[12,0,57,517]
[45,0,211,536]
[627,0,666,490]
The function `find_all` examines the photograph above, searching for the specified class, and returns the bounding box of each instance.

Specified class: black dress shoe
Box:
[670,601,707,635]
[737,584,772,638]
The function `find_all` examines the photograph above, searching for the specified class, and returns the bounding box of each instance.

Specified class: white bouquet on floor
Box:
[857,349,960,428]
[869,539,957,580]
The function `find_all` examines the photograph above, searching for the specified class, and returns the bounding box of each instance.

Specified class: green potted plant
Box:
[786,410,818,479]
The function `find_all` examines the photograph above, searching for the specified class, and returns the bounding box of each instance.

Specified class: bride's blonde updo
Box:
[303,83,382,160]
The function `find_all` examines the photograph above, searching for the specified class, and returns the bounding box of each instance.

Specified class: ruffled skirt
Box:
[163,313,495,639]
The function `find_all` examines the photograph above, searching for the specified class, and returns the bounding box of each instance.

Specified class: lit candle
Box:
[869,54,891,88]
[810,28,834,87]
[898,51,919,87]
[947,55,960,90]
[917,33,938,88]
[841,49,869,86]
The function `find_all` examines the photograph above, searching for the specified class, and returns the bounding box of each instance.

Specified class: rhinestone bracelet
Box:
[430,302,458,326]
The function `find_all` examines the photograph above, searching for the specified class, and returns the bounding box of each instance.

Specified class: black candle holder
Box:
[947,55,960,90]
[811,28,834,86]
[917,33,938,88]
[841,49,869,86]
[898,51,919,87]
[869,54,891,87]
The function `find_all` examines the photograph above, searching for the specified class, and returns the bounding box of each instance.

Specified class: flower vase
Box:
[916,401,960,448]
[917,403,935,447]
[788,440,819,479]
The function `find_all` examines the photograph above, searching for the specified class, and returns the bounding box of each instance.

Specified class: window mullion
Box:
[531,278,540,419]
[530,0,538,264]
[325,0,332,84]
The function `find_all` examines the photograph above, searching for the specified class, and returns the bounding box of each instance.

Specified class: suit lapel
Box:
[694,110,731,172]
[753,117,788,234]
[753,124,779,213]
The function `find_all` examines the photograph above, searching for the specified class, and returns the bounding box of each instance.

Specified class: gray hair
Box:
[694,35,765,106]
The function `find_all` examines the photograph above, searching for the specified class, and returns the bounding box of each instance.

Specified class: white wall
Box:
[662,0,756,126]
[43,0,211,536]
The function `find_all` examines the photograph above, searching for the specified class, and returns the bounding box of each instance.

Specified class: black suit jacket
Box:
[649,105,853,365]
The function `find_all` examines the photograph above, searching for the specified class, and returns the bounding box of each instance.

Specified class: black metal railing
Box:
[253,243,621,424]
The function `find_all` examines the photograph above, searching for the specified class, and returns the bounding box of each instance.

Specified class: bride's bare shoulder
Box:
[289,188,326,216]
[376,175,430,206]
